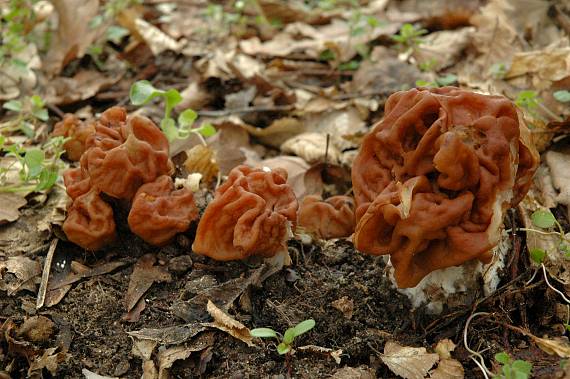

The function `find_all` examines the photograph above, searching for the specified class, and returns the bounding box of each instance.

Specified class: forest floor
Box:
[1,0,570,378]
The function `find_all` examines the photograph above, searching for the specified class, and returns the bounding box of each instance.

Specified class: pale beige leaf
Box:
[281,132,341,164]
[205,299,254,346]
[0,193,27,224]
[134,18,184,56]
[534,336,570,358]
[380,341,439,379]
[184,145,219,184]
[434,339,457,360]
[126,254,171,312]
[429,359,464,379]
[297,345,343,364]
[331,366,376,379]
[0,256,42,295]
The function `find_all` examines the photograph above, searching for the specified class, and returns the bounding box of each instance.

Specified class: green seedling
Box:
[515,90,541,111]
[554,90,570,103]
[129,80,216,142]
[418,58,439,72]
[415,74,458,88]
[2,95,49,138]
[391,23,427,50]
[526,209,570,264]
[250,319,316,355]
[493,352,532,379]
[0,135,68,193]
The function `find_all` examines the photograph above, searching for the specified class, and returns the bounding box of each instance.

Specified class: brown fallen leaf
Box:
[184,144,220,185]
[297,345,343,364]
[126,254,172,312]
[0,256,42,295]
[43,0,100,75]
[430,339,464,379]
[27,347,67,376]
[204,300,253,346]
[128,324,208,345]
[82,368,119,379]
[545,151,570,220]
[157,333,215,379]
[506,47,570,90]
[281,132,341,164]
[0,193,27,225]
[380,341,439,379]
[331,366,376,379]
[331,296,354,320]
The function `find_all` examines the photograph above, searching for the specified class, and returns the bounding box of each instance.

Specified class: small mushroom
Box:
[62,167,90,200]
[51,114,96,161]
[128,175,199,246]
[192,165,298,260]
[298,195,355,239]
[62,189,116,250]
[352,87,539,288]
[85,114,173,200]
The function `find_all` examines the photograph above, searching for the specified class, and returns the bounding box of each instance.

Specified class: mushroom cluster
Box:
[352,87,539,288]
[298,195,355,239]
[61,107,198,249]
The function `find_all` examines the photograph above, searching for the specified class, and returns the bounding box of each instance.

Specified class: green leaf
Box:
[20,121,35,138]
[24,149,45,178]
[416,80,437,88]
[30,95,44,109]
[339,60,359,71]
[178,109,197,127]
[292,319,315,337]
[554,90,570,103]
[531,209,556,228]
[106,25,129,44]
[283,328,296,345]
[161,118,178,141]
[129,80,162,106]
[32,108,49,122]
[3,99,22,112]
[164,89,182,109]
[250,328,278,339]
[277,342,290,355]
[512,360,532,375]
[319,49,336,62]
[436,74,457,86]
[495,352,511,365]
[196,123,217,137]
[36,167,58,191]
[529,248,546,264]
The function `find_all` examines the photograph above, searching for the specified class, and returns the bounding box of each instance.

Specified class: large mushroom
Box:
[192,165,298,261]
[352,87,539,289]
[128,175,199,246]
[51,114,96,161]
[298,195,355,239]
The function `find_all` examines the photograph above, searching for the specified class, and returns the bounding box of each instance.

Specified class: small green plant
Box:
[493,352,532,379]
[129,80,216,142]
[554,90,570,103]
[391,23,427,50]
[415,74,458,88]
[489,63,508,79]
[250,319,316,355]
[2,95,49,138]
[515,90,541,111]
[0,135,68,193]
[418,58,439,72]
[526,209,570,264]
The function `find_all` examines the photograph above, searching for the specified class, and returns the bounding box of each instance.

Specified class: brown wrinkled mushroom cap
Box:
[298,195,355,239]
[352,87,539,288]
[63,167,90,200]
[62,189,116,250]
[52,114,96,161]
[85,114,174,200]
[193,165,298,260]
[128,175,199,246]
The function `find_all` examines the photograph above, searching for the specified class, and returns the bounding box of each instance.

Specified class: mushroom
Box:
[85,114,174,200]
[63,167,90,200]
[192,165,298,260]
[298,195,355,239]
[51,114,96,161]
[128,175,199,246]
[62,189,116,250]
[352,87,539,288]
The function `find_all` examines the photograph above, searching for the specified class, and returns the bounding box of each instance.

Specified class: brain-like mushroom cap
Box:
[62,189,116,250]
[128,175,199,246]
[352,87,539,288]
[52,115,96,161]
[298,195,355,239]
[192,165,298,260]
[85,114,174,200]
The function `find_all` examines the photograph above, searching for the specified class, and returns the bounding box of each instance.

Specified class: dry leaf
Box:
[28,347,67,376]
[331,296,354,320]
[205,300,253,346]
[430,339,464,379]
[545,151,570,215]
[134,18,184,56]
[380,341,439,379]
[184,144,219,184]
[157,333,214,379]
[128,324,207,346]
[0,193,27,225]
[281,132,341,164]
[43,70,123,106]
[126,254,171,312]
[534,336,570,358]
[0,44,40,100]
[413,28,475,71]
[297,345,343,364]
[0,256,42,295]
[43,0,100,75]
[331,366,376,379]
[82,369,119,379]
[131,338,157,361]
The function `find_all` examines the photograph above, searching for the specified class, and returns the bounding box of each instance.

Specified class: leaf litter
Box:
[2,0,570,377]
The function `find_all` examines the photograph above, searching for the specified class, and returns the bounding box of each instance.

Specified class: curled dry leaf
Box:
[297,345,343,364]
[331,296,354,320]
[545,151,570,220]
[430,339,464,379]
[157,333,215,379]
[82,368,119,379]
[184,144,220,184]
[281,132,341,164]
[506,47,570,90]
[534,336,570,358]
[133,18,185,56]
[0,193,27,225]
[380,341,439,379]
[413,28,475,71]
[205,300,253,346]
[43,70,123,106]
[27,347,67,377]
[0,256,42,295]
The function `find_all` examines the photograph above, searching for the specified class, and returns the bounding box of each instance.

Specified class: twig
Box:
[463,312,494,379]
[46,103,65,119]
[197,105,294,117]
[36,238,58,309]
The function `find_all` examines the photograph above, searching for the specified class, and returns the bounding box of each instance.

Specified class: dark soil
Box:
[2,228,569,378]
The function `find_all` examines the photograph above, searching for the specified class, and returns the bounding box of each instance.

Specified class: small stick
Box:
[36,238,58,309]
